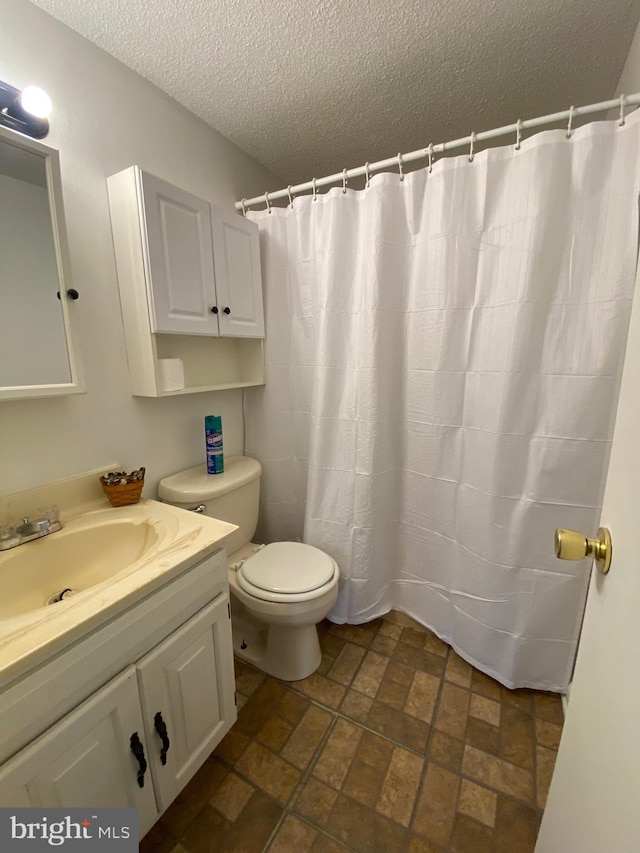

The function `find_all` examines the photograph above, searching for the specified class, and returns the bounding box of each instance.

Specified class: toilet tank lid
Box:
[158,456,262,503]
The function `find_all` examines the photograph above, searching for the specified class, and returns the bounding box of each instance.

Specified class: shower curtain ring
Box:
[287,185,294,207]
[342,168,348,194]
[240,198,247,217]
[619,94,626,127]
[566,105,574,139]
[397,152,404,182]
[515,119,522,151]
[427,143,434,173]
[311,178,318,201]
[468,132,475,163]
[364,162,371,188]
[264,191,271,213]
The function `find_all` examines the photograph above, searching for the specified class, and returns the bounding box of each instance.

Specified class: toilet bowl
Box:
[158,457,340,681]
[228,541,339,680]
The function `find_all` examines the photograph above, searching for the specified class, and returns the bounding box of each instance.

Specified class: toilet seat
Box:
[237,542,338,603]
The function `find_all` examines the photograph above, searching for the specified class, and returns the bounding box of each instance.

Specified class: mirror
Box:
[0,125,83,400]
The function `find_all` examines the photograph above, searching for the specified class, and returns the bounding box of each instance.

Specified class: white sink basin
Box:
[0,485,238,680]
[0,505,179,620]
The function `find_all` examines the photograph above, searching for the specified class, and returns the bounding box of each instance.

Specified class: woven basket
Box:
[100,468,145,507]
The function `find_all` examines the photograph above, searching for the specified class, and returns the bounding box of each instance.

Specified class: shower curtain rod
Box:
[236,93,640,211]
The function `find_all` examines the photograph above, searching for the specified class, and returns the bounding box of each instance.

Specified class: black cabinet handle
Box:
[153,712,171,766]
[223,306,231,315]
[210,306,219,314]
[130,732,147,788]
[56,289,79,300]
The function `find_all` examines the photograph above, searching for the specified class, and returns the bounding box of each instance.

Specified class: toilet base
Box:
[232,613,322,681]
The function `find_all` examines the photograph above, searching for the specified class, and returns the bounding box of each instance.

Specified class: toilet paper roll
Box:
[158,358,185,392]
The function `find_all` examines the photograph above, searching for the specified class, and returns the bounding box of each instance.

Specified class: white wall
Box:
[616,18,640,94]
[0,0,281,498]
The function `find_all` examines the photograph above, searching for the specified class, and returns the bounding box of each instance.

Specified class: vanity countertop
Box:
[0,499,237,682]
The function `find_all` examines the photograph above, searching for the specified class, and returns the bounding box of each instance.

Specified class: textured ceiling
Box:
[30,0,640,185]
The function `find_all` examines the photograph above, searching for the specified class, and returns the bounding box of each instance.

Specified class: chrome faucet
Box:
[0,507,62,552]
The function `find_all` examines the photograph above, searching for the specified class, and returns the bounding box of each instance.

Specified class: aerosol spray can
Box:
[205,415,224,474]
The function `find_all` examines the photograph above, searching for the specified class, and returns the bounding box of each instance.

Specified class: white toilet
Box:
[158,456,339,681]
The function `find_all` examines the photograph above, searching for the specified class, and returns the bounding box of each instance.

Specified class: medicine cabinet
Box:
[0,125,84,401]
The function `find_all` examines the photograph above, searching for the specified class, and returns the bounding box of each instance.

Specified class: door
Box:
[536,267,640,850]
[0,668,158,836]
[136,594,236,811]
[139,169,220,336]
[211,207,264,337]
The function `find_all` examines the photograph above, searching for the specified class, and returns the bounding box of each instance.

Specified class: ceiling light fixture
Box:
[0,79,51,139]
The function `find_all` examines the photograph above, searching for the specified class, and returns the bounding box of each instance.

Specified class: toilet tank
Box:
[157,456,262,556]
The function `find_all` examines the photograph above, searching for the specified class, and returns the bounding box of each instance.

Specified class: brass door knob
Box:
[554,527,612,574]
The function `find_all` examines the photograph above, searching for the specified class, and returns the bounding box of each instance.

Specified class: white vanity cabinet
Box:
[107,166,265,396]
[0,549,236,838]
[0,669,159,832]
[136,594,234,811]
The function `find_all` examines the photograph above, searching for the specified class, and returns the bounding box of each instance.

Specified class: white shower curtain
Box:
[246,111,640,691]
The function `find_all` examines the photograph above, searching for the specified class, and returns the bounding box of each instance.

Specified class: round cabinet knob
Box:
[223,306,231,315]
[210,306,219,314]
[56,289,79,300]
[554,527,612,574]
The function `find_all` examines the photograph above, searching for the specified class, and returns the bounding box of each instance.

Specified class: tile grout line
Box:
[242,639,441,757]
[448,657,471,850]
[273,812,373,853]
[259,627,407,853]
[492,691,506,853]
[151,637,557,852]
[283,677,436,761]
[212,730,549,853]
[281,703,411,852]
[262,712,342,852]
[532,710,540,818]
[258,623,420,850]
[208,671,346,851]
[228,627,560,853]
[238,646,551,794]
[404,640,453,845]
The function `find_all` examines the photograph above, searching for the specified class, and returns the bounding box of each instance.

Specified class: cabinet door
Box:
[136,594,237,811]
[0,668,158,836]
[211,207,264,337]
[139,170,220,335]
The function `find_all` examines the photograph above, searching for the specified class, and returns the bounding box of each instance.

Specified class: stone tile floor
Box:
[141,618,563,852]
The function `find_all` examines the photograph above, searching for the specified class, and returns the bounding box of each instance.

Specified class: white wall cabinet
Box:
[107,166,265,396]
[141,170,220,336]
[0,554,236,840]
[211,209,264,338]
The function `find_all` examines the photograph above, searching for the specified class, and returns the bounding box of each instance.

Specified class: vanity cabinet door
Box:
[211,207,265,338]
[0,668,159,835]
[139,170,220,336]
[136,593,236,811]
